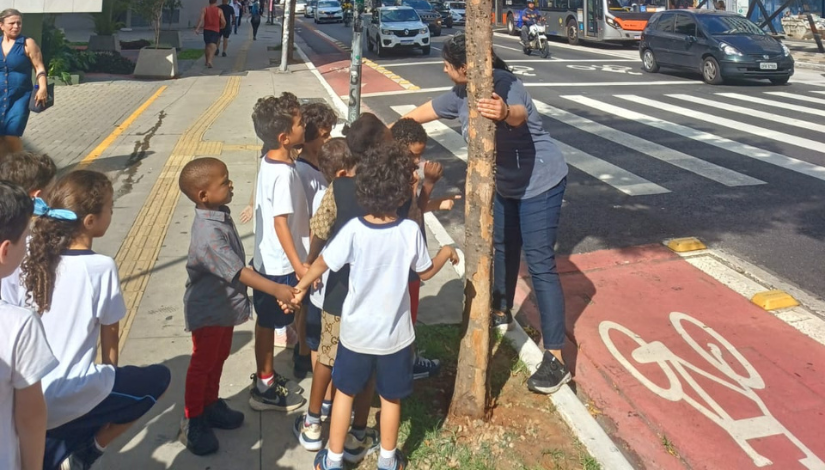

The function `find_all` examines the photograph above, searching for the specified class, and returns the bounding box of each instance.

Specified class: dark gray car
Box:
[640,10,794,85]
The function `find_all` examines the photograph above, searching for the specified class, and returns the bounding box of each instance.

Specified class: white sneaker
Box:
[293,414,323,451]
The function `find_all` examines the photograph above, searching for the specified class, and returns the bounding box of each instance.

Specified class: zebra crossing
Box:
[391,89,825,196]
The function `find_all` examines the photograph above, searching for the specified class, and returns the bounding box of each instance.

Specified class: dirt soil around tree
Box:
[347,325,599,470]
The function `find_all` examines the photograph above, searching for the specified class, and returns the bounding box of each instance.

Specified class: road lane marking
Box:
[533,100,765,187]
[616,94,825,154]
[766,91,825,106]
[563,95,825,182]
[669,94,825,135]
[717,93,825,118]
[382,58,639,66]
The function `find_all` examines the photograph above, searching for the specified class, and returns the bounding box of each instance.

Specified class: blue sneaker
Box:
[343,427,379,463]
[377,449,409,470]
[314,449,344,470]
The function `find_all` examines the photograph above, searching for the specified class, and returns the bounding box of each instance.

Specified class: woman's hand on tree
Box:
[477,93,508,122]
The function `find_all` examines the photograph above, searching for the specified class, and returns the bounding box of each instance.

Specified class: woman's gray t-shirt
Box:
[431,68,567,200]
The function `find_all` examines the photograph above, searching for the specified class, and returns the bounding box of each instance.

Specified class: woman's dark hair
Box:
[356,141,416,216]
[318,138,356,182]
[0,180,33,245]
[442,32,510,72]
[302,102,338,142]
[22,170,113,314]
[342,112,390,157]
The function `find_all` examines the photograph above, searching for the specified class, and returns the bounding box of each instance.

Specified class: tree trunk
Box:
[287,0,298,62]
[448,0,495,421]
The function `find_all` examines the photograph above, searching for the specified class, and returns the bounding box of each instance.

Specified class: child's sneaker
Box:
[314,449,344,470]
[204,398,244,429]
[249,383,306,411]
[343,427,380,463]
[412,352,441,380]
[274,325,298,349]
[293,414,324,451]
[179,415,219,456]
[249,372,304,395]
[377,449,409,470]
[293,346,313,379]
[59,437,104,470]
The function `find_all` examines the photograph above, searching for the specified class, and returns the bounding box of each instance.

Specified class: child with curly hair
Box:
[15,170,170,470]
[294,141,458,470]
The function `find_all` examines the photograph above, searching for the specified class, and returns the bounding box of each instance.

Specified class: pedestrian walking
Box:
[233,0,243,34]
[0,9,49,157]
[218,0,236,56]
[250,0,262,40]
[400,32,572,396]
[195,0,227,68]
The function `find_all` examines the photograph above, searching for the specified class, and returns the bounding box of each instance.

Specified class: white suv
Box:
[367,6,431,56]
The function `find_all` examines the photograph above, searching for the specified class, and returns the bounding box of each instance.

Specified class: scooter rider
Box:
[520,0,542,46]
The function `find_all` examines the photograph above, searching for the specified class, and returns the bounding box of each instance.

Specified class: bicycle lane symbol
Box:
[568,64,643,75]
[599,312,825,469]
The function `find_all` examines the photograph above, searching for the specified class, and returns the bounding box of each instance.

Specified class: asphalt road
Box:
[296,15,825,301]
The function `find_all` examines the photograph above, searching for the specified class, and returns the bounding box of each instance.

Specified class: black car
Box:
[640,10,794,85]
[432,1,454,28]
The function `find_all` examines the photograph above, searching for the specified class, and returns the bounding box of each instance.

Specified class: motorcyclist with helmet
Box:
[520,0,542,46]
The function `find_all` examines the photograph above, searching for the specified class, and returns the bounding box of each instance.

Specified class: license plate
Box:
[760,62,778,70]
[326,12,334,15]
[401,39,414,44]
[634,34,641,39]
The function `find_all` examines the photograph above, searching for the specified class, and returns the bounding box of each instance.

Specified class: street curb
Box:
[794,61,825,71]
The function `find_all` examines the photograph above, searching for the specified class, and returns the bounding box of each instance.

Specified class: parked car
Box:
[367,6,431,56]
[305,0,316,17]
[640,10,794,85]
[315,0,344,22]
[382,0,442,35]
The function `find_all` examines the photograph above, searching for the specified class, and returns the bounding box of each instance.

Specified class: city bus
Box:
[497,0,673,45]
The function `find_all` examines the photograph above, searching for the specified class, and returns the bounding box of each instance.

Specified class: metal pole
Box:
[347,0,365,123]
[280,0,294,71]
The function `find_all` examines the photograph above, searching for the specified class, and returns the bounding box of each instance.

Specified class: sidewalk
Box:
[36,22,464,469]
[786,39,825,70]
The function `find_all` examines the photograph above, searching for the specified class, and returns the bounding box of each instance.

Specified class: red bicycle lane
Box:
[515,245,825,469]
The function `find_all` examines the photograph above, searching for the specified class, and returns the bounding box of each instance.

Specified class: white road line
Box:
[811,90,825,95]
[766,91,825,106]
[717,93,825,118]
[392,105,468,161]
[359,80,696,98]
[616,94,825,154]
[533,100,765,187]
[381,58,639,67]
[556,141,669,195]
[563,95,825,182]
[669,94,825,135]
[495,43,528,53]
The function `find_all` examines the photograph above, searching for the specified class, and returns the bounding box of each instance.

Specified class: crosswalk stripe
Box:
[391,105,468,161]
[391,104,668,195]
[809,91,825,95]
[532,100,764,187]
[766,92,825,106]
[717,93,825,118]
[669,94,825,135]
[615,94,825,153]
[563,95,825,182]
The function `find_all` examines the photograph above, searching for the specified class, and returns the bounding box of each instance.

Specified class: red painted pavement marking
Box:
[515,245,825,469]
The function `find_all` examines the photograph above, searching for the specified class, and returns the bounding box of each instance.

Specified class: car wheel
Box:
[433,26,442,36]
[702,56,724,85]
[446,18,453,28]
[642,48,659,73]
[770,76,790,85]
[367,34,374,51]
[314,17,318,23]
[423,45,431,55]
[507,13,515,35]
[376,36,385,57]
[567,18,579,45]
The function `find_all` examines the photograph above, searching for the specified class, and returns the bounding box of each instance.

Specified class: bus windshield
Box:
[697,15,765,35]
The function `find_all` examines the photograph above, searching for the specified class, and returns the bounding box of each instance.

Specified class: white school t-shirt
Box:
[296,158,327,218]
[0,235,30,304]
[16,251,128,429]
[309,188,329,309]
[253,158,310,276]
[322,218,432,355]
[0,301,58,470]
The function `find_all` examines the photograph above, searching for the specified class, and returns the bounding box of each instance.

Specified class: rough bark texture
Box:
[448,0,496,421]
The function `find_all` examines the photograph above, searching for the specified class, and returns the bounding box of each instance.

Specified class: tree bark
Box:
[449,0,495,421]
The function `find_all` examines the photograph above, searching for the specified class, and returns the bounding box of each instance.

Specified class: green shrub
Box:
[86,52,136,75]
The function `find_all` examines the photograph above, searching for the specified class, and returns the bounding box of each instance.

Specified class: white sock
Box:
[275,326,287,335]
[257,374,274,393]
[326,449,344,466]
[93,438,106,453]
[378,447,397,468]
[379,447,396,459]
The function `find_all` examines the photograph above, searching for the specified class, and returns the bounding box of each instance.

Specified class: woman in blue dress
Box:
[0,9,48,156]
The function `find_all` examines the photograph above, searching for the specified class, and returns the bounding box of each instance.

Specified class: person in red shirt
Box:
[195,0,227,68]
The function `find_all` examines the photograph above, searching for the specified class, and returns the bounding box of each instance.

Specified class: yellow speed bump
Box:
[751,290,799,310]
[666,237,707,253]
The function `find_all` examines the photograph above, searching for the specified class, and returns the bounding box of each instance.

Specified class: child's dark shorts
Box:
[252,270,296,330]
[332,343,413,400]
[306,302,323,351]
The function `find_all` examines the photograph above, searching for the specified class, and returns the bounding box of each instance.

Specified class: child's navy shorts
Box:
[306,302,322,351]
[332,343,413,400]
[252,270,296,330]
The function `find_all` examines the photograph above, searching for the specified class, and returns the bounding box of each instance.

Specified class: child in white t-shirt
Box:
[0,181,58,470]
[16,170,171,470]
[249,92,309,410]
[294,141,458,470]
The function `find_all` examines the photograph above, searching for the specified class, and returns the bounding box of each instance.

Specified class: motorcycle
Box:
[343,5,353,26]
[522,18,550,58]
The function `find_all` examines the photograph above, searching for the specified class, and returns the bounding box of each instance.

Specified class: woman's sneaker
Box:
[527,352,572,394]
[249,382,306,411]
[377,449,408,470]
[204,398,244,429]
[491,310,514,332]
[343,427,380,463]
[293,414,324,451]
[179,415,219,456]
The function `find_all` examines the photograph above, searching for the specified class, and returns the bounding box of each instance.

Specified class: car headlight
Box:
[381,29,390,34]
[720,42,743,57]
[420,27,428,33]
[781,43,791,56]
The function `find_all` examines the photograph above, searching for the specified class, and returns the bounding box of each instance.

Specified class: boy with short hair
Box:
[249,92,310,410]
[178,157,302,455]
[295,142,459,470]
[0,180,58,470]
